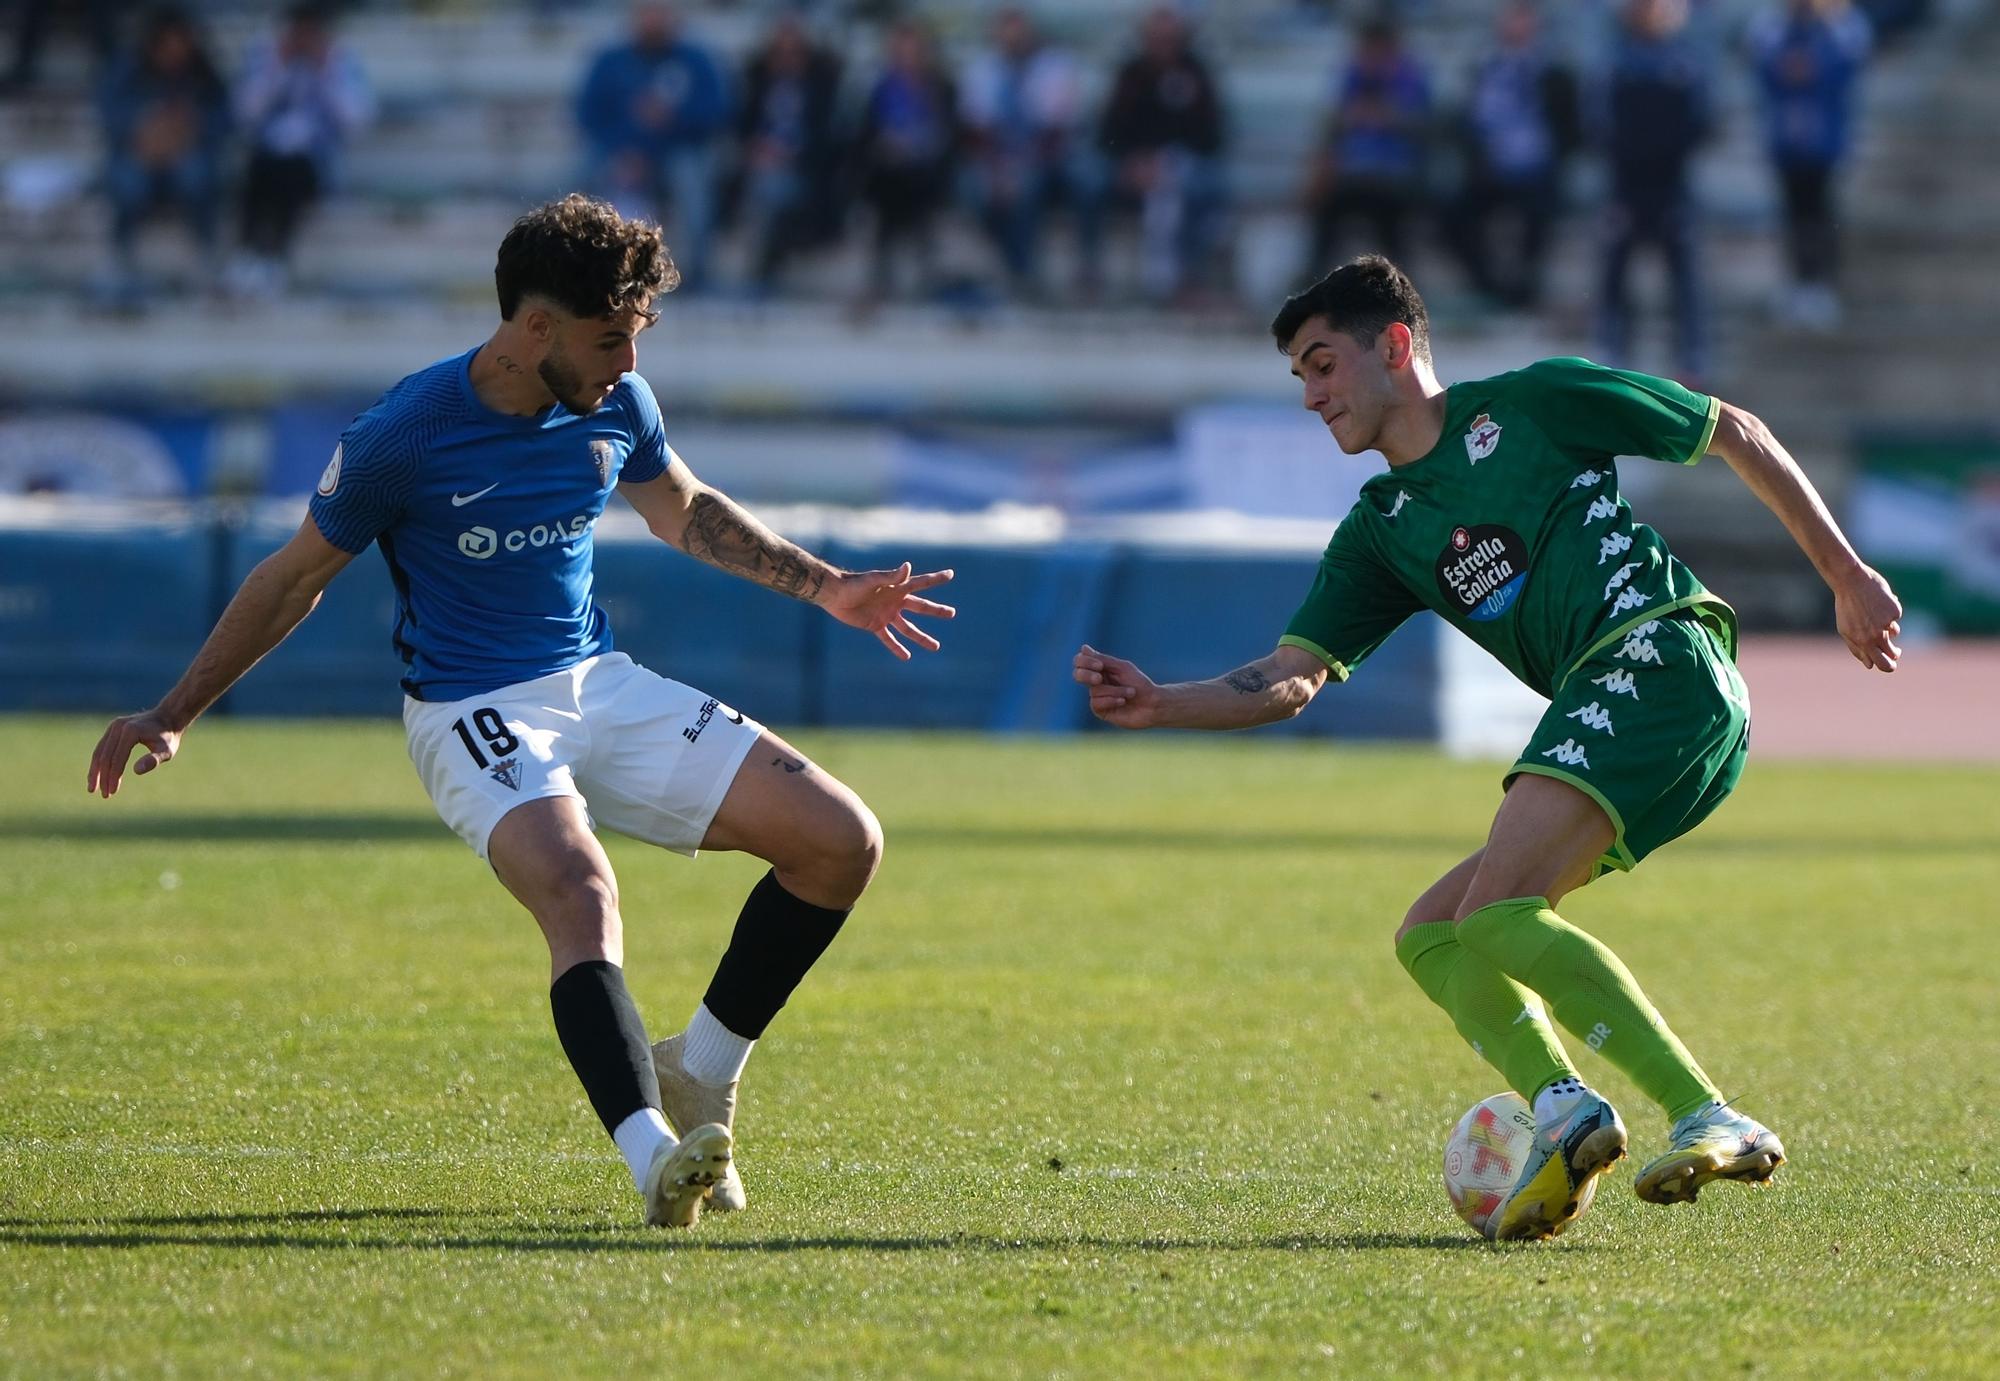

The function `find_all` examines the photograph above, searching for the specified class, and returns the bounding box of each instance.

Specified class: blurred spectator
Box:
[3,0,129,95]
[959,6,1103,300]
[1444,1,1578,311]
[1099,7,1227,303]
[1750,0,1870,330]
[1595,0,1712,383]
[854,18,958,303]
[231,3,372,298]
[97,5,230,303]
[1303,19,1432,277]
[1855,0,1929,45]
[730,11,844,296]
[577,2,729,290]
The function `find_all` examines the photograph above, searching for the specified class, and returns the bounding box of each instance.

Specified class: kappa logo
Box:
[1591,669,1640,699]
[1513,1000,1545,1026]
[1597,530,1633,566]
[1571,468,1605,489]
[1542,738,1591,768]
[489,758,522,791]
[1603,561,1640,601]
[317,443,343,497]
[1464,413,1502,463]
[1616,634,1664,665]
[1567,701,1616,734]
[1609,586,1653,616]
[590,438,617,488]
[1583,495,1619,526]
[1382,489,1411,519]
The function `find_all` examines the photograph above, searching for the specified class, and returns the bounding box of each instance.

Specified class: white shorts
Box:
[403,652,764,862]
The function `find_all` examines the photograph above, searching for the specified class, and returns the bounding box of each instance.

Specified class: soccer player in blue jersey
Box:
[85,194,957,1228]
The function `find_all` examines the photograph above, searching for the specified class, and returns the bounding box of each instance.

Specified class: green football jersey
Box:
[1280,356,1732,698]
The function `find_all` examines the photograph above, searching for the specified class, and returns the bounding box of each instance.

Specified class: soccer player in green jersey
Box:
[1073,256,1905,1241]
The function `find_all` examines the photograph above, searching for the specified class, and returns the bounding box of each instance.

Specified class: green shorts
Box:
[1510,609,1749,876]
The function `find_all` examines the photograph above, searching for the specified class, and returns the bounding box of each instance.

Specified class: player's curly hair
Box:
[1270,255,1432,366]
[494,194,680,321]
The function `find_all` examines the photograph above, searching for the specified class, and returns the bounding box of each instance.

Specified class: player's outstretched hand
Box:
[87,709,182,798]
[824,562,956,660]
[1073,644,1162,729]
[1835,564,1903,673]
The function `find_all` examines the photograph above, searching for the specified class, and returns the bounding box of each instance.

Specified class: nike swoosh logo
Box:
[451,483,500,507]
[726,709,744,725]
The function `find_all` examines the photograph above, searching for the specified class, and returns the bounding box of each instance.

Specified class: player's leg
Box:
[639,733,880,1214]
[1402,787,1628,1239]
[1457,769,1784,1207]
[573,658,882,1215]
[1455,771,1722,1120]
[486,797,731,1228]
[1394,848,1578,1115]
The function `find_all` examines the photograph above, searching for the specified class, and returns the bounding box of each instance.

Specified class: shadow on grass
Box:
[3,813,1991,859]
[0,812,446,844]
[0,1211,1511,1254]
[0,1207,454,1230]
[3,815,1471,855]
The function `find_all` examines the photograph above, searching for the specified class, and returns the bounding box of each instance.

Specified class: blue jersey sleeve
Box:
[616,373,670,485]
[308,411,419,553]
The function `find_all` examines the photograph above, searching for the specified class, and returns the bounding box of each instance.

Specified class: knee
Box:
[791,799,883,908]
[1394,903,1444,947]
[537,869,622,959]
[831,799,885,899]
[1397,878,1465,944]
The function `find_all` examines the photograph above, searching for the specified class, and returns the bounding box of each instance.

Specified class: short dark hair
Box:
[494,194,679,321]
[1269,255,1431,366]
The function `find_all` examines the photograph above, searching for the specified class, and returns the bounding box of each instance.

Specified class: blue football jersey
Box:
[308,346,669,701]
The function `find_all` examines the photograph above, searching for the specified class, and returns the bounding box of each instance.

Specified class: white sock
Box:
[1532,1075,1588,1125]
[681,1003,755,1086]
[612,1107,673,1192]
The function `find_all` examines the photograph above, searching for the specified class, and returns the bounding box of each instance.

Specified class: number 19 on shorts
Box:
[451,707,519,769]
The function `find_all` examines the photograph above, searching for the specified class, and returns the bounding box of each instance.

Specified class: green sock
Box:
[1456,897,1721,1122]
[1396,921,1574,1102]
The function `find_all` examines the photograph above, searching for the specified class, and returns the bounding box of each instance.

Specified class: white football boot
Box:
[653,1032,748,1213]
[642,1122,733,1228]
[1491,1083,1628,1242]
[1635,1100,1786,1205]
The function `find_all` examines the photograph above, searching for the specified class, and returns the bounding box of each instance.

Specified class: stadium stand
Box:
[0,0,1994,644]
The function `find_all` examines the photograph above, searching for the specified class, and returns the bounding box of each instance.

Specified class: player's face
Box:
[1287,319,1394,456]
[539,307,654,414]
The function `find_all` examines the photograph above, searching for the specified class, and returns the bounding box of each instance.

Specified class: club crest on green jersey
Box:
[1464,413,1502,463]
[1436,524,1529,622]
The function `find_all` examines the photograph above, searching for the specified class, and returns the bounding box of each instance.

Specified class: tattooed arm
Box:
[1073,643,1329,731]
[622,452,835,602]
[621,452,957,659]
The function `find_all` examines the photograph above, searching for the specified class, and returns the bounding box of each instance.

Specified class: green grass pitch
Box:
[3,716,1996,1378]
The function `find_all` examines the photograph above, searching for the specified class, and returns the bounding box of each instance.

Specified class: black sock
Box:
[702,870,851,1039]
[549,959,661,1136]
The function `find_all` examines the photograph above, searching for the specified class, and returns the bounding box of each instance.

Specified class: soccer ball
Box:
[1442,1091,1589,1239]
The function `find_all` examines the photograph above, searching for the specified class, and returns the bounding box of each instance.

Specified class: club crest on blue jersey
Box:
[590,439,616,488]
[489,758,522,791]
[317,443,343,496]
